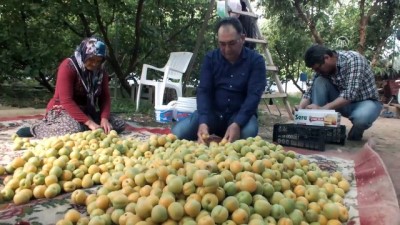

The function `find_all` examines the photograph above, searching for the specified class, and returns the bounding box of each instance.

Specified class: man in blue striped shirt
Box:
[172,17,266,143]
[298,45,382,141]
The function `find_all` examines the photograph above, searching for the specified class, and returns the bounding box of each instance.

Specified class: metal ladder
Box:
[222,0,294,119]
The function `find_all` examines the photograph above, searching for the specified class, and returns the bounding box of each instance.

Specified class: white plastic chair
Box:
[135,52,193,111]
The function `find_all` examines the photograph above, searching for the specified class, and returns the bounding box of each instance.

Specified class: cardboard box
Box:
[294,109,341,127]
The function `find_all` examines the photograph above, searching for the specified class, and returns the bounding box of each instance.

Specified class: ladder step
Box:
[245,37,267,44]
[266,65,279,71]
[262,93,288,98]
[230,9,258,18]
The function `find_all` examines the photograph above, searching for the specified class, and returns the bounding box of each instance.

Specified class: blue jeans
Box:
[171,110,259,141]
[310,76,382,140]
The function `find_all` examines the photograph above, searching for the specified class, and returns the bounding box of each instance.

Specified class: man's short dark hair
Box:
[304,44,335,67]
[215,17,244,35]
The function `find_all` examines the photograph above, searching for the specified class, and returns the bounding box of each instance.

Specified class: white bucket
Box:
[154,105,173,123]
[175,106,194,121]
[167,97,196,121]
[177,97,197,108]
[166,97,197,121]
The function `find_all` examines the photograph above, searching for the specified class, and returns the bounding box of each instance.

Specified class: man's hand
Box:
[100,118,113,134]
[223,123,240,143]
[306,104,322,109]
[298,98,311,110]
[292,105,300,114]
[84,120,101,131]
[197,123,209,144]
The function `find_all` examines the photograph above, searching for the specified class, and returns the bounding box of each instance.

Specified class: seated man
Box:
[297,44,382,140]
[171,17,266,143]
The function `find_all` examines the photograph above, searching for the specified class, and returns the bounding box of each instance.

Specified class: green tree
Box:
[258,0,400,82]
[0,0,212,95]
[261,16,312,93]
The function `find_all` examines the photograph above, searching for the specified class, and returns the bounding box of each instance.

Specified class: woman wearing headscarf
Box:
[17,37,125,138]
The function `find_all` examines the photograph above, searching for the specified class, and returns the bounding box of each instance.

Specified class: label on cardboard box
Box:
[294,109,341,127]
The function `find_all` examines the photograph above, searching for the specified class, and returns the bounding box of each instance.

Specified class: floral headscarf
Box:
[69,37,106,118]
[74,37,106,71]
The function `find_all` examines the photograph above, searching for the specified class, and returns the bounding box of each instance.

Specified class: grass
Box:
[268,92,302,107]
[111,97,155,115]
[257,93,301,127]
[0,85,51,108]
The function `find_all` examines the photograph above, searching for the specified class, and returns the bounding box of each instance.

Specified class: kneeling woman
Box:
[17,37,125,138]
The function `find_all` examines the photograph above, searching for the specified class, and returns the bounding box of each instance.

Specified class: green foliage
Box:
[0,84,51,108]
[110,97,154,115]
[261,16,312,86]
[1,0,399,98]
[110,97,136,114]
[0,0,72,84]
[0,0,212,91]
[268,93,302,108]
[258,0,400,74]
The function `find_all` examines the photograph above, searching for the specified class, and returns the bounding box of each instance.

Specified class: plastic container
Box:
[175,106,194,121]
[168,97,196,121]
[154,105,173,123]
[272,123,346,151]
[177,97,197,108]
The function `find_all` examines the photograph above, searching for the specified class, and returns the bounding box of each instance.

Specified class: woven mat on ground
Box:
[286,144,400,225]
[0,115,399,225]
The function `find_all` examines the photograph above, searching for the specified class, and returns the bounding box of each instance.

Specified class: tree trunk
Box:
[78,13,93,37]
[293,0,324,44]
[358,0,381,55]
[370,41,385,67]
[289,77,305,94]
[126,0,145,81]
[370,0,396,66]
[358,0,367,54]
[183,0,215,92]
[93,0,135,95]
[35,72,54,93]
[358,17,368,55]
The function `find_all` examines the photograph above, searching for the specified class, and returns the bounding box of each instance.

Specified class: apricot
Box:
[192,170,210,187]
[184,199,201,218]
[167,176,183,194]
[211,205,229,223]
[151,205,168,223]
[64,209,81,223]
[253,199,272,217]
[197,215,215,225]
[231,208,249,224]
[322,203,340,220]
[167,202,184,221]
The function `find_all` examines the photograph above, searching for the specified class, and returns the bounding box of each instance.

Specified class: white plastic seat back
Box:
[135,52,193,111]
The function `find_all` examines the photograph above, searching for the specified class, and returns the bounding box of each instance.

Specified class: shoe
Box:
[16,127,33,137]
[347,126,363,141]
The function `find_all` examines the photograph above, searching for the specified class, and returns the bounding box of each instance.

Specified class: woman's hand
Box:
[100,118,113,134]
[84,120,101,131]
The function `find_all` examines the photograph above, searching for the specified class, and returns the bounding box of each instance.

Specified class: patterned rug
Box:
[0,115,398,225]
[287,145,400,225]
